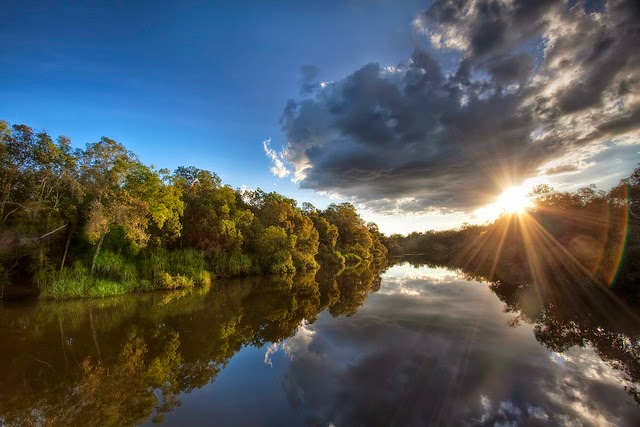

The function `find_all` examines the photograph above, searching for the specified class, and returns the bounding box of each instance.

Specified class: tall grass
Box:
[94,250,138,282]
[39,262,94,299]
[39,249,211,299]
[140,249,211,288]
[208,251,256,276]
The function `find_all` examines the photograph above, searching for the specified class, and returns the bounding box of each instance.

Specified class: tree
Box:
[307,210,342,264]
[247,190,319,272]
[323,203,374,260]
[175,166,252,255]
[254,226,296,274]
[80,137,146,273]
[0,124,82,276]
[124,163,184,247]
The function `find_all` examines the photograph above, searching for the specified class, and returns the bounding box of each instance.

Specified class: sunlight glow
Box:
[497,186,534,214]
[472,183,536,223]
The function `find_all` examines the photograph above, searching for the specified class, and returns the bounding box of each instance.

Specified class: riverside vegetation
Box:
[386,165,640,302]
[0,120,387,299]
[2,119,639,304]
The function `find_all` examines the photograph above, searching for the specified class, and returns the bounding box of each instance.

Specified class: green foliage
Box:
[323,203,375,260]
[158,273,194,290]
[246,190,319,273]
[139,249,210,288]
[39,261,148,299]
[125,162,185,245]
[39,262,94,299]
[176,166,251,255]
[1,119,389,298]
[39,248,210,299]
[94,250,137,282]
[255,226,296,274]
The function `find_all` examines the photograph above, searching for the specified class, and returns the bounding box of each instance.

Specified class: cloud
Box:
[274,267,640,426]
[275,0,640,213]
[263,137,291,178]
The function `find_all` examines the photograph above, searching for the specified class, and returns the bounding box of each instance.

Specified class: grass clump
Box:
[40,249,211,299]
[39,262,95,299]
[209,251,255,276]
[94,250,137,282]
[140,249,211,288]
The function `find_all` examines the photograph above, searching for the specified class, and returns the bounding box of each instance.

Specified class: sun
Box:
[497,186,533,214]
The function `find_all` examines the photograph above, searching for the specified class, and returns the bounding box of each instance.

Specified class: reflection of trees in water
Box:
[487,278,640,405]
[0,261,387,425]
[399,254,640,407]
[328,260,385,317]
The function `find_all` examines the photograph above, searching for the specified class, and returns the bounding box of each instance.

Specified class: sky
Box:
[1,0,639,235]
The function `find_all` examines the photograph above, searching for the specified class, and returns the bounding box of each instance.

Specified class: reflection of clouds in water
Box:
[382,263,457,281]
[264,322,317,367]
[263,343,278,367]
[545,348,633,427]
[478,395,550,425]
[273,264,639,426]
[379,263,466,295]
[551,350,628,385]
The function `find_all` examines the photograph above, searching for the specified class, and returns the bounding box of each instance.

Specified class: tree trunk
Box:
[58,314,69,376]
[89,309,102,362]
[60,226,73,272]
[0,180,11,222]
[91,234,105,275]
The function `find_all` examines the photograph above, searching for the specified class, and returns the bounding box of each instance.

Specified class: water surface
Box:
[0,261,638,426]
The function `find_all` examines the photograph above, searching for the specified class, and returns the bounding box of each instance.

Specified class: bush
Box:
[255,226,297,275]
[158,273,194,290]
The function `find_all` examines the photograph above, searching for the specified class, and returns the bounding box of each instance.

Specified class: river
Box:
[0,260,638,426]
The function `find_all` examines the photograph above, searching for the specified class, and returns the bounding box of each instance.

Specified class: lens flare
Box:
[607,184,630,285]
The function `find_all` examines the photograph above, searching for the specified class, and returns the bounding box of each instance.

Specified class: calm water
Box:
[1,261,639,426]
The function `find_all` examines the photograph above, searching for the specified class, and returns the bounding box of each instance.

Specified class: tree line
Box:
[387,166,640,302]
[0,120,387,298]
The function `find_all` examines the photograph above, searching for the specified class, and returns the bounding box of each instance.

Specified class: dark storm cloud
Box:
[273,0,640,213]
[486,53,534,84]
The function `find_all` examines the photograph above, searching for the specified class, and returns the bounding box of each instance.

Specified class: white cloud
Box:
[262,137,291,178]
[278,0,640,216]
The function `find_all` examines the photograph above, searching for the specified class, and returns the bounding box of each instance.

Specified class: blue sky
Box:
[2,0,639,234]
